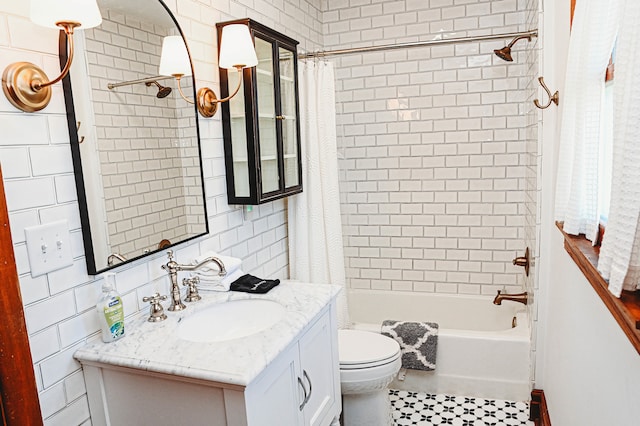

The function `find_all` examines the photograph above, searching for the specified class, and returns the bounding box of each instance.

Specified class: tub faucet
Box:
[493,290,528,306]
[161,250,226,311]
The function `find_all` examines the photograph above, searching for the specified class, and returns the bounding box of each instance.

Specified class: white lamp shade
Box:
[31,0,102,29]
[218,24,258,69]
[159,36,192,77]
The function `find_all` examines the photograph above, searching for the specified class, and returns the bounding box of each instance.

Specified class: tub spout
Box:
[493,290,528,306]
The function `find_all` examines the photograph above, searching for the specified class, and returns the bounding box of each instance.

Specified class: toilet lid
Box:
[338,330,401,368]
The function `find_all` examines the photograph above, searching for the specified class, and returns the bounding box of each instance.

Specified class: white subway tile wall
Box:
[326,0,532,295]
[0,1,322,424]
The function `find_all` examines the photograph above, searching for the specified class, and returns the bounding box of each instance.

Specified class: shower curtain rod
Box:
[298,29,538,59]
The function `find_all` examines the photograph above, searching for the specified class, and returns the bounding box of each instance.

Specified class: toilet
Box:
[338,329,402,426]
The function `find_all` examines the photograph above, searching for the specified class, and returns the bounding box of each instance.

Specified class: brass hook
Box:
[76,121,85,144]
[533,77,559,109]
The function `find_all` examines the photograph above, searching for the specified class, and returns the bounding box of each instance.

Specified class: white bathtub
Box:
[348,289,531,401]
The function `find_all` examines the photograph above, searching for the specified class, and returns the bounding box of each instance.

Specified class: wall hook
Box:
[76,121,85,144]
[533,77,559,109]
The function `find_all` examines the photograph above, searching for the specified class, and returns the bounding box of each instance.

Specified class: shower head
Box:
[145,81,172,98]
[493,35,533,62]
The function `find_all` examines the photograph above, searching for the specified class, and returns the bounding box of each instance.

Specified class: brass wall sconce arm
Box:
[2,0,102,113]
[2,22,80,112]
[159,24,257,118]
[172,66,244,118]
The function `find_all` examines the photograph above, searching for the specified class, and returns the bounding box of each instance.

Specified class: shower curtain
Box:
[288,60,350,329]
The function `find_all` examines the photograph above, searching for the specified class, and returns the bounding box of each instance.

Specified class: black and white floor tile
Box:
[389,390,533,426]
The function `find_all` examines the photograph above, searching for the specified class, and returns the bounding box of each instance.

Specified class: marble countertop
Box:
[74,281,341,387]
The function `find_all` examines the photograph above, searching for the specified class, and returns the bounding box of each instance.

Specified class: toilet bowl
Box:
[338,330,401,426]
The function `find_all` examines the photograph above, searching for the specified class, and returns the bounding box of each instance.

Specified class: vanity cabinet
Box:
[217,19,303,205]
[245,307,338,426]
[79,302,340,426]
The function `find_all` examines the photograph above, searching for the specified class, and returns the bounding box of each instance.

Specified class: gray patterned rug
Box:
[381,320,438,371]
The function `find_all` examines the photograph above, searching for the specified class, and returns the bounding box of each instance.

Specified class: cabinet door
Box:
[298,312,339,426]
[245,343,303,426]
[277,45,300,191]
[254,36,280,196]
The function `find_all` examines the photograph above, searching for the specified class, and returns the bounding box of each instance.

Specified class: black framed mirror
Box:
[61,0,208,275]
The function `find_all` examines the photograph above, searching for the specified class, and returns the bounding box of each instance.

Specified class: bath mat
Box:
[381,320,438,371]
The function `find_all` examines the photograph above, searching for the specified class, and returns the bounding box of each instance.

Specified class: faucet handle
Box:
[142,293,168,322]
[182,276,201,302]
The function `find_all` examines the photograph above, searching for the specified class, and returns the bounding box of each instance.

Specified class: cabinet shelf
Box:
[218,19,303,205]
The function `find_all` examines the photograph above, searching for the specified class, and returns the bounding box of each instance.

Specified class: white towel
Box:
[192,269,245,292]
[192,252,242,276]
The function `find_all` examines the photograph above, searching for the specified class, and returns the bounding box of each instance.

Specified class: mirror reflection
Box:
[64,0,208,274]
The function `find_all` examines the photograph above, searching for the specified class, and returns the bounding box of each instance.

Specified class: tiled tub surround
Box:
[74,281,341,424]
[349,289,530,401]
[326,0,532,296]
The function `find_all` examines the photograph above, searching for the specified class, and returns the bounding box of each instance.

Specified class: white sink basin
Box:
[177,299,286,343]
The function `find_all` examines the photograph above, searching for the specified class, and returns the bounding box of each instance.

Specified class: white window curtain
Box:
[554,0,620,242]
[288,60,350,328]
[598,1,640,297]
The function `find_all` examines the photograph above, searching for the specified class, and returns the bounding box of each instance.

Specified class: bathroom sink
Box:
[177,299,285,343]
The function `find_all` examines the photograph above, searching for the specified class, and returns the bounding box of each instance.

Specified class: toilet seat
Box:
[338,330,401,370]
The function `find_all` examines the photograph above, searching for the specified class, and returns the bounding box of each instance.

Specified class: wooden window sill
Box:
[557,222,640,355]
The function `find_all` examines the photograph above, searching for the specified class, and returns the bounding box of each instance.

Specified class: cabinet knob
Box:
[276,115,285,120]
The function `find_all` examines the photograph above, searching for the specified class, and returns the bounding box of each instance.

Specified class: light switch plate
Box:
[24,220,74,277]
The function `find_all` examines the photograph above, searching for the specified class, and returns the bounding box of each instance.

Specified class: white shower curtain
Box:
[554,0,620,242]
[288,60,350,328]
[598,1,640,297]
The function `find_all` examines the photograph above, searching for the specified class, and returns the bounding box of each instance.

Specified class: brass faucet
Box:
[493,290,528,306]
[161,250,226,311]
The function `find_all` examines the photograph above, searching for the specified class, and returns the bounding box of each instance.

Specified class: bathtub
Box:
[348,289,531,401]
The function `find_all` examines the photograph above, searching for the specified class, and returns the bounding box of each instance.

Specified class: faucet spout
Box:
[493,290,528,306]
[161,251,227,312]
[176,256,227,276]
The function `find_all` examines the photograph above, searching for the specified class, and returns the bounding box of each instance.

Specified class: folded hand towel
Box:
[192,252,242,275]
[230,274,280,294]
[191,269,245,292]
[381,320,438,371]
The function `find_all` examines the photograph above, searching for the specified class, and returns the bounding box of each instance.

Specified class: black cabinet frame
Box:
[217,19,303,205]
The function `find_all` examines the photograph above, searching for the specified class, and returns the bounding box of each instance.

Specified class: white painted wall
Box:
[541,233,640,426]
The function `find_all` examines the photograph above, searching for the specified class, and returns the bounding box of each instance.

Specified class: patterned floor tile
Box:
[389,390,534,426]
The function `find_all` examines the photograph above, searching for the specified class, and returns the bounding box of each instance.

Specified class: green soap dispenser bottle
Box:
[97,273,125,342]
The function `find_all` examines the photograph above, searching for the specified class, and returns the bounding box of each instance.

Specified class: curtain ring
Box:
[533,76,559,109]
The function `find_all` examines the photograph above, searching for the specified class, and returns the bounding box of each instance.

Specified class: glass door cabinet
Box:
[217,19,303,205]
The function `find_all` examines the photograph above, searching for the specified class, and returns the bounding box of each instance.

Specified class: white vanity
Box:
[74,281,342,426]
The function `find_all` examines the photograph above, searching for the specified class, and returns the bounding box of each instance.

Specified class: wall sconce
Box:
[159,24,258,118]
[1,0,102,112]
